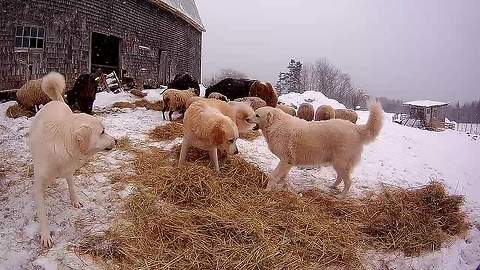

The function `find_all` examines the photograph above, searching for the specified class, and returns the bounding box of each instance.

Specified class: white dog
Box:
[29,72,116,247]
[249,100,383,198]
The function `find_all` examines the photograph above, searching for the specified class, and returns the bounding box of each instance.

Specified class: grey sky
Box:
[195,0,480,102]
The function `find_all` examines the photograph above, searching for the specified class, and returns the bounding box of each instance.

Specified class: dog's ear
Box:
[266,111,274,125]
[211,123,225,145]
[75,125,92,154]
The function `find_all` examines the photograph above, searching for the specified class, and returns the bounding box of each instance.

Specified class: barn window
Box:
[15,26,45,49]
[432,108,438,118]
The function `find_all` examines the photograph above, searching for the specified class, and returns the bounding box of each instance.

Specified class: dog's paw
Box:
[71,201,83,208]
[40,231,53,248]
[329,185,339,190]
[335,193,347,200]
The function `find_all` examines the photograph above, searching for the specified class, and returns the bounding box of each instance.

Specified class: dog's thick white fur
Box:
[250,100,384,198]
[29,73,115,247]
[179,99,239,172]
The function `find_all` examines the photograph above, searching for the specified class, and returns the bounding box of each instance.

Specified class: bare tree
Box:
[300,58,356,107]
[350,89,368,109]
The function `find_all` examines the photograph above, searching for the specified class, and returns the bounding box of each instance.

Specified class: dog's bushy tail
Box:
[359,99,384,144]
[41,72,65,102]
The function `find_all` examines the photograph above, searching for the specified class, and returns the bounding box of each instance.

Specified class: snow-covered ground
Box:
[0,90,479,269]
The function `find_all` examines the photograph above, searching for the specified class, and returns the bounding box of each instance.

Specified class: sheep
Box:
[6,104,35,119]
[16,72,66,111]
[208,92,229,102]
[276,104,297,116]
[335,109,358,124]
[249,81,278,107]
[315,105,335,121]
[297,103,315,121]
[235,97,267,110]
[162,88,197,120]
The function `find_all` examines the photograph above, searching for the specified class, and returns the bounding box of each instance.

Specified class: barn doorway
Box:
[90,32,120,75]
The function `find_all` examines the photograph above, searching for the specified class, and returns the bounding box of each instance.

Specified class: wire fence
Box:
[457,123,480,134]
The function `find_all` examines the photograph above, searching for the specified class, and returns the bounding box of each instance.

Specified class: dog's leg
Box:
[330,175,343,190]
[209,148,220,173]
[276,162,293,191]
[66,175,83,208]
[178,139,189,169]
[336,168,352,199]
[34,175,53,247]
[266,161,291,191]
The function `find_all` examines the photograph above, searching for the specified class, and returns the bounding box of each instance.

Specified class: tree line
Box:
[276,59,367,109]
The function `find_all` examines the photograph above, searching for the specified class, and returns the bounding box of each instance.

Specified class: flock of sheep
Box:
[162,77,359,124]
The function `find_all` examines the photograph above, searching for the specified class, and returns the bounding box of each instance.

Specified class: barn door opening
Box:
[90,32,120,75]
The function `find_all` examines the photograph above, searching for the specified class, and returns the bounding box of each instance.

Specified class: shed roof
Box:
[403,100,448,107]
[150,0,205,32]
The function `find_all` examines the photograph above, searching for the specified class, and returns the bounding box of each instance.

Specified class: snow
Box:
[403,100,449,107]
[138,45,151,51]
[1,90,479,269]
[278,90,346,109]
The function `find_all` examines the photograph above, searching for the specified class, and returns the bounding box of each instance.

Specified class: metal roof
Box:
[403,100,449,107]
[150,0,205,32]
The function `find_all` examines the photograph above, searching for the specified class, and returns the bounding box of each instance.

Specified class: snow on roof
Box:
[278,91,346,110]
[150,0,205,32]
[403,100,448,107]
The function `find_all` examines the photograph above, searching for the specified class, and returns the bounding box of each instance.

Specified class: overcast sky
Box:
[195,0,480,102]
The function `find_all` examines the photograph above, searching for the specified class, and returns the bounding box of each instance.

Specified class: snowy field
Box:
[0,89,479,269]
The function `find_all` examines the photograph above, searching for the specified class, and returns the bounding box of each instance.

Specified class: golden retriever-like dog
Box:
[249,100,384,198]
[186,97,256,134]
[30,75,116,247]
[179,99,239,172]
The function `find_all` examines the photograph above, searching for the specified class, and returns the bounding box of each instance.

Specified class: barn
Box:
[0,0,205,91]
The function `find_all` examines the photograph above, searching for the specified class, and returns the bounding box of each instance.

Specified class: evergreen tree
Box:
[276,59,303,94]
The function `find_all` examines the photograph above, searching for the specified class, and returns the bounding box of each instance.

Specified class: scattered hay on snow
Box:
[148,122,184,142]
[77,145,470,269]
[112,99,163,111]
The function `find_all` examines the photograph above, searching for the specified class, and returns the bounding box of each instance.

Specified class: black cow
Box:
[205,78,257,100]
[167,73,200,96]
[66,74,97,114]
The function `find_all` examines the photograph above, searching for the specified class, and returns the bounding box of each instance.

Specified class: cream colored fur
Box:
[179,99,239,172]
[29,101,115,247]
[249,100,384,197]
[186,98,256,134]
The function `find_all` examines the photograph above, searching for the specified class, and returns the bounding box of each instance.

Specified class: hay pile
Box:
[112,100,163,111]
[5,104,34,118]
[78,146,469,269]
[148,122,184,141]
[358,182,469,256]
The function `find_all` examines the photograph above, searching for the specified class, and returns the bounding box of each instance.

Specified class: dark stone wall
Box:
[0,0,202,90]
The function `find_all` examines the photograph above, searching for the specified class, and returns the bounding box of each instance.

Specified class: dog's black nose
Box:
[252,124,259,131]
[234,149,239,155]
[114,139,118,144]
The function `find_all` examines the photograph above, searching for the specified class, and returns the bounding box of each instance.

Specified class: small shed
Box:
[402,100,449,129]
